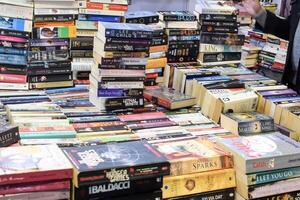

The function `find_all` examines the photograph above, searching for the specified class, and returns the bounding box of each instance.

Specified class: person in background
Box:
[240,0,300,93]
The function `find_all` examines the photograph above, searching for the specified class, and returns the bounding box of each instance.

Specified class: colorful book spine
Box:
[0,17,32,32]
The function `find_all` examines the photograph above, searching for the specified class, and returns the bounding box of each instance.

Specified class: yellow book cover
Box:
[152,137,233,176]
[146,58,167,69]
[162,168,236,198]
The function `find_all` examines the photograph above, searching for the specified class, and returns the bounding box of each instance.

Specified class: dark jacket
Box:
[256,0,300,92]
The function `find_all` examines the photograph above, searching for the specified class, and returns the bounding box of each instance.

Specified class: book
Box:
[221,112,275,135]
[152,137,233,176]
[144,86,196,110]
[162,168,236,199]
[0,145,73,185]
[63,140,170,187]
[216,132,300,174]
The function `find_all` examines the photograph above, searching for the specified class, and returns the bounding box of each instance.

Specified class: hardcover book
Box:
[63,140,170,187]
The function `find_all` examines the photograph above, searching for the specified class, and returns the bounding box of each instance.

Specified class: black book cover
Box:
[63,140,170,186]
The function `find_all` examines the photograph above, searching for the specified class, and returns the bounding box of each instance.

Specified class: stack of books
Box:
[153,137,236,199]
[0,1,33,90]
[63,140,170,200]
[240,43,261,69]
[70,37,94,82]
[217,132,300,199]
[6,102,76,141]
[90,22,153,111]
[194,0,244,67]
[77,0,127,35]
[0,145,73,199]
[29,0,77,89]
[125,11,168,86]
[159,11,200,63]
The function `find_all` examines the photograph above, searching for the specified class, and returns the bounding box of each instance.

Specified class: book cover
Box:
[216,132,300,173]
[63,140,170,187]
[152,137,233,176]
[0,145,73,185]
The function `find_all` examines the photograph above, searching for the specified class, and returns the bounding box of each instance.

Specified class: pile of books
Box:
[29,0,77,89]
[160,11,200,63]
[125,11,168,86]
[0,145,73,199]
[63,140,170,200]
[195,0,244,67]
[0,1,33,90]
[240,43,261,69]
[70,37,94,82]
[90,22,153,111]
[217,132,300,199]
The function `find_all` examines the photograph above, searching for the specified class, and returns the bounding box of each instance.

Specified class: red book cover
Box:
[118,112,167,122]
[72,121,126,129]
[0,145,73,186]
[86,2,128,11]
[0,74,27,83]
[0,179,70,195]
[0,35,28,43]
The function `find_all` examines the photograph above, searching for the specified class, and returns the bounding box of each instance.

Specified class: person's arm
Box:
[255,9,290,40]
[241,0,290,40]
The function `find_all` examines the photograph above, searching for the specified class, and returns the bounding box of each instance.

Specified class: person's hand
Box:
[240,0,264,17]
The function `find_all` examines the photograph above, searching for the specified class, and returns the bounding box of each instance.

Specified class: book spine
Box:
[162,168,236,199]
[30,38,69,47]
[126,16,159,25]
[0,180,70,195]
[99,57,148,65]
[28,74,72,83]
[88,0,128,4]
[0,17,32,32]
[238,120,274,135]
[201,21,239,27]
[128,120,177,130]
[34,8,78,15]
[77,163,170,187]
[70,38,94,50]
[93,190,162,200]
[167,56,197,63]
[33,21,75,27]
[78,14,121,22]
[151,37,168,46]
[0,65,27,75]
[199,44,242,53]
[98,69,145,77]
[247,166,300,185]
[199,14,237,22]
[0,74,27,83]
[74,178,162,200]
[32,26,77,39]
[86,2,128,11]
[105,37,151,45]
[98,76,145,82]
[169,43,200,50]
[168,49,199,58]
[201,25,238,33]
[20,132,75,139]
[29,80,73,89]
[169,188,235,200]
[200,33,245,45]
[167,29,200,36]
[168,35,200,41]
[70,50,93,58]
[105,29,153,39]
[103,44,149,52]
[102,52,148,58]
[0,191,70,200]
[199,52,242,63]
[28,50,69,63]
[0,35,28,43]
[163,15,196,21]
[0,126,20,147]
[0,82,28,90]
[0,54,27,65]
[0,47,27,55]
[170,155,234,176]
[248,177,300,199]
[0,28,30,38]
[28,61,71,68]
[0,4,33,20]
[97,88,143,97]
[34,15,76,22]
[258,190,300,200]
[99,81,144,89]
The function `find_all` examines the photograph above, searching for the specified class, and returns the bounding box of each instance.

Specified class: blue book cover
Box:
[0,47,27,55]
[78,15,121,22]
[194,75,232,81]
[0,17,27,32]
[0,53,27,65]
